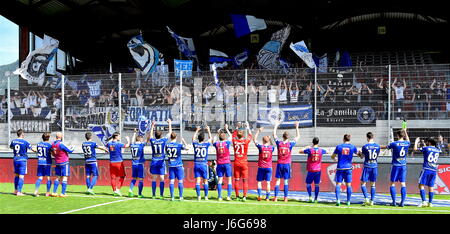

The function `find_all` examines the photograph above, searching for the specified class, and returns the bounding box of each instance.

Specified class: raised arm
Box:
[167,118,173,138]
[293,121,300,142]
[193,126,201,142]
[245,121,253,141]
[131,128,137,144]
[147,120,156,143]
[273,120,280,140]
[253,127,263,145]
[391,78,397,89]
[413,137,421,151]
[404,129,410,142]
[124,136,131,148]
[206,125,213,143]
[224,124,232,140]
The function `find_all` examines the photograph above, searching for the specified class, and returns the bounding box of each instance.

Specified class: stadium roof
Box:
[1,0,449,69]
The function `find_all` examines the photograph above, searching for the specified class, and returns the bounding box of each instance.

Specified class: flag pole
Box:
[180,71,183,140]
[119,73,122,136]
[7,73,11,145]
[61,75,65,138]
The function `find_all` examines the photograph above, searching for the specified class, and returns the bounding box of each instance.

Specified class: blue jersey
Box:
[106,141,125,163]
[419,146,441,171]
[149,137,169,162]
[130,142,146,165]
[82,141,98,164]
[36,142,52,165]
[166,142,185,167]
[333,143,358,170]
[387,140,410,166]
[10,139,32,162]
[193,141,211,164]
[361,143,381,168]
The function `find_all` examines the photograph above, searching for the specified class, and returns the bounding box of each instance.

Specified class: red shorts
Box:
[233,163,249,179]
[110,162,126,178]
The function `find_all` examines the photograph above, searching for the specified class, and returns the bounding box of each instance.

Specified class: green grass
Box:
[1,183,450,214]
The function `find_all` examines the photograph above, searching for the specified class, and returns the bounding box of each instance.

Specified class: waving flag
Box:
[127,35,159,75]
[339,51,352,67]
[313,53,328,73]
[90,124,115,146]
[257,25,291,70]
[290,40,316,69]
[230,14,267,38]
[232,49,249,68]
[209,49,231,68]
[137,115,151,136]
[167,27,199,70]
[14,35,59,84]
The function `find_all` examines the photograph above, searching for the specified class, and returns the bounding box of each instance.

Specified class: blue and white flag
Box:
[230,14,267,38]
[257,25,291,70]
[90,124,114,146]
[209,49,232,68]
[127,35,159,75]
[167,26,200,70]
[313,54,328,73]
[290,40,316,69]
[339,51,352,67]
[211,63,220,87]
[137,115,151,136]
[232,49,249,68]
[14,35,59,84]
[87,80,102,98]
[174,59,193,78]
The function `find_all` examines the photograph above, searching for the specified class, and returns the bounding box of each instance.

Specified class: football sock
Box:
[61,180,67,195]
[306,184,312,197]
[370,186,376,201]
[361,185,368,198]
[129,179,137,191]
[35,178,43,190]
[90,176,98,190]
[169,183,175,198]
[218,184,223,198]
[14,176,19,190]
[159,181,165,197]
[284,184,289,198]
[204,183,209,197]
[335,185,341,201]
[234,180,240,197]
[53,179,60,194]
[46,180,52,192]
[429,191,434,204]
[347,186,352,203]
[152,181,157,197]
[85,177,91,189]
[243,179,248,197]
[195,183,201,197]
[314,185,320,200]
[400,186,406,205]
[178,182,184,198]
[138,181,144,195]
[227,183,232,197]
[274,185,280,197]
[420,189,426,201]
[390,186,396,204]
[17,177,24,192]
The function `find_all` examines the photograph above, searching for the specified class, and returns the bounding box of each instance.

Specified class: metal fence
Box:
[1,64,450,154]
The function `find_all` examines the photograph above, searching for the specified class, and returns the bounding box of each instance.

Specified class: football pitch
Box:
[1,183,450,214]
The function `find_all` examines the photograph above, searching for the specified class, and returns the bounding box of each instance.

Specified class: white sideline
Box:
[59,198,136,214]
[64,194,450,213]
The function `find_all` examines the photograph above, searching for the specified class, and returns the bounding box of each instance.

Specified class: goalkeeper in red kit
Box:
[232,121,252,202]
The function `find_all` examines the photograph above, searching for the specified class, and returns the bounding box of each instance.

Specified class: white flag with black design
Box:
[14,35,59,83]
[127,35,159,75]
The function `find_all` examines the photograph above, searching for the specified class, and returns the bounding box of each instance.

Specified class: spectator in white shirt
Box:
[392,78,407,119]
